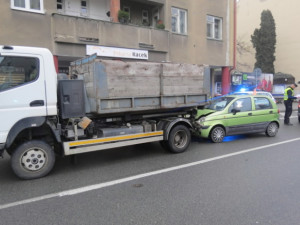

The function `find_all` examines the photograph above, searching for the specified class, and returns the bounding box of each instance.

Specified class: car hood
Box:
[196,109,216,118]
[196,108,227,119]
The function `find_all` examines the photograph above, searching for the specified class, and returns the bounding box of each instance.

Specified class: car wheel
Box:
[298,116,300,123]
[210,126,225,143]
[11,140,55,180]
[265,122,279,137]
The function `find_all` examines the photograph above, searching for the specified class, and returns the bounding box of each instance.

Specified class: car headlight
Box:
[199,117,206,123]
[196,116,206,126]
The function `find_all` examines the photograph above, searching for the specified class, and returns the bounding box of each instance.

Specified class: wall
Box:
[0,0,234,69]
[165,0,234,66]
[0,0,54,49]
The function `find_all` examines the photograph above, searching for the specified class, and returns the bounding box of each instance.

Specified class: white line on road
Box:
[1,137,300,210]
[279,115,297,119]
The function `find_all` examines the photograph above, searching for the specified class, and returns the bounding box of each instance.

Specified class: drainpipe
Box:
[110,0,120,22]
[222,0,236,95]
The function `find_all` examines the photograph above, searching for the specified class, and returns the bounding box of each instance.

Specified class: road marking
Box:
[1,137,300,210]
[279,115,297,119]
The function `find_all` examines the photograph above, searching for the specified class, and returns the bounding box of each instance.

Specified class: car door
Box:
[224,97,254,135]
[0,54,46,145]
[251,97,275,131]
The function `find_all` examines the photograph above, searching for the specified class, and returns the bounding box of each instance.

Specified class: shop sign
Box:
[86,45,148,60]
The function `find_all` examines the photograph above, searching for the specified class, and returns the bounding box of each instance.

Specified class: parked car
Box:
[294,94,300,123]
[234,91,276,103]
[194,95,280,143]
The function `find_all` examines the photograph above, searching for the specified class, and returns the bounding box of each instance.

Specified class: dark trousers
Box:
[284,100,293,124]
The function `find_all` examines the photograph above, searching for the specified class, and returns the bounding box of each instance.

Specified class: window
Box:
[205,97,234,111]
[123,6,130,19]
[254,97,272,110]
[0,56,39,92]
[57,0,64,12]
[11,0,44,13]
[171,7,187,34]
[207,15,222,40]
[152,7,159,25]
[81,0,88,16]
[142,10,149,25]
[229,98,252,112]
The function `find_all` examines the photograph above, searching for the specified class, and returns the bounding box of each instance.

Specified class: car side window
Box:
[228,97,252,113]
[254,97,272,110]
[0,56,39,92]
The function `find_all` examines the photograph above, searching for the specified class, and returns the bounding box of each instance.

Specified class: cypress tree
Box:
[251,10,276,74]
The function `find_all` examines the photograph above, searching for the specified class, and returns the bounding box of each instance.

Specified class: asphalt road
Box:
[1,112,300,225]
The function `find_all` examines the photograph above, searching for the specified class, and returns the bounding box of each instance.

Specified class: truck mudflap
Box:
[63,131,164,156]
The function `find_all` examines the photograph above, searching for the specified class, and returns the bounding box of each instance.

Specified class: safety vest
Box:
[284,87,294,100]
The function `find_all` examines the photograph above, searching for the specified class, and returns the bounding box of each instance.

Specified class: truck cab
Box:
[0,46,57,156]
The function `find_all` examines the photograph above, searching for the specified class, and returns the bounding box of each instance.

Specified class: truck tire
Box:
[11,140,55,180]
[166,125,191,153]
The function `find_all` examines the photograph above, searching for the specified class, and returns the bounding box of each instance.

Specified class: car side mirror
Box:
[231,108,240,115]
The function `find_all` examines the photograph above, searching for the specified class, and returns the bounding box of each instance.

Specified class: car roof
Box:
[233,91,276,101]
[234,91,271,95]
[226,94,273,99]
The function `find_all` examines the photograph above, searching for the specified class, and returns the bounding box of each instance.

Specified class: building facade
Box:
[0,0,236,96]
[237,0,300,84]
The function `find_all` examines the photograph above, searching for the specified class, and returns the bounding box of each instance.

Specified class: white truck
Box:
[0,45,207,179]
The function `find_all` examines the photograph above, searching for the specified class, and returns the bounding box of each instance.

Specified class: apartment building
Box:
[237,0,300,83]
[0,0,235,95]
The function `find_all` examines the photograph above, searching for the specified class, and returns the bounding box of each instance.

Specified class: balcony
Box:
[52,0,168,58]
[52,13,169,53]
[119,0,165,28]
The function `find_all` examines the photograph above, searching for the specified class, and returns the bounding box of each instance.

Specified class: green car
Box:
[194,94,280,143]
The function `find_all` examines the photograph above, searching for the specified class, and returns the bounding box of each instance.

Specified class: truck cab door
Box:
[0,54,46,145]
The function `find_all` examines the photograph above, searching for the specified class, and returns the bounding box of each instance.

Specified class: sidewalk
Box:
[276,102,298,112]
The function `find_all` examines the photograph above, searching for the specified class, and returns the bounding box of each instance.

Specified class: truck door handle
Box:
[248,112,252,116]
[30,100,44,107]
[269,110,273,114]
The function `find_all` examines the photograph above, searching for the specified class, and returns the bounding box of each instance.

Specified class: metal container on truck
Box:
[70,54,207,116]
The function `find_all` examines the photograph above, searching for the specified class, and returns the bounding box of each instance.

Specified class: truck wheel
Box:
[11,140,55,180]
[210,126,225,143]
[167,125,191,153]
[265,122,278,137]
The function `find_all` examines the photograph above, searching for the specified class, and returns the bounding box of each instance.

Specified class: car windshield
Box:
[205,97,235,111]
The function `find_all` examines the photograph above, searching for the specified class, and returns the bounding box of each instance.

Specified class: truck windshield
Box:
[0,56,39,92]
[205,97,234,111]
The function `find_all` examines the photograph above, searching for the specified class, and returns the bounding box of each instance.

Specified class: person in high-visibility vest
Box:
[284,83,298,125]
